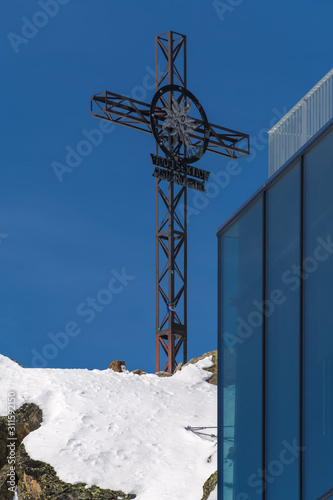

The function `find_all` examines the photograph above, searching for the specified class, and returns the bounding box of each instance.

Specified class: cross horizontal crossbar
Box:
[91,90,250,159]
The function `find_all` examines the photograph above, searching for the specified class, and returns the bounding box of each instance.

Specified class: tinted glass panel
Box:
[303,128,333,500]
[220,198,263,500]
[266,163,301,499]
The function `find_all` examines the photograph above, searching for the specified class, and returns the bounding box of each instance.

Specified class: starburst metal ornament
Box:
[162,96,199,149]
[150,84,210,164]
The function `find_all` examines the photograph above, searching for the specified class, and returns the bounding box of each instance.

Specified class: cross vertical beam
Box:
[90,31,250,375]
[155,31,187,373]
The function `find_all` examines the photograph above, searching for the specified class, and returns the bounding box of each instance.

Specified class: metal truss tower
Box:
[155,32,188,373]
[91,31,250,374]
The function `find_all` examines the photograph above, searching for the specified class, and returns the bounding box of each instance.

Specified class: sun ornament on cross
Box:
[162,96,199,149]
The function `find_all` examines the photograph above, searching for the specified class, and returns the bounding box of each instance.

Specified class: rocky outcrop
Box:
[0,403,43,499]
[176,350,218,386]
[0,416,8,469]
[0,463,14,500]
[15,403,43,443]
[0,403,136,500]
[155,371,172,377]
[201,470,217,500]
[154,350,218,383]
[0,403,43,473]
[108,360,127,372]
[131,369,146,375]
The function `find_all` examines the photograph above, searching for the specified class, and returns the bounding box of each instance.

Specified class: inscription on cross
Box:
[91,31,250,373]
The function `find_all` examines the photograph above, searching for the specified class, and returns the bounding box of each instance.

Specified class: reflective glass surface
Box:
[303,128,333,500]
[266,163,301,499]
[220,198,263,500]
[218,124,333,500]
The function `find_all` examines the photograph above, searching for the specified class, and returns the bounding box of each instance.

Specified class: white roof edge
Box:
[268,68,333,134]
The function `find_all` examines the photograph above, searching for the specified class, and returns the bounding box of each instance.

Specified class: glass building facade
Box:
[218,121,333,500]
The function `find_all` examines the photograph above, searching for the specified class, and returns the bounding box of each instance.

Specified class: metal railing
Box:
[268,69,333,176]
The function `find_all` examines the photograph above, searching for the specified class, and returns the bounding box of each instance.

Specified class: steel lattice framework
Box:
[154,32,187,374]
[91,31,250,373]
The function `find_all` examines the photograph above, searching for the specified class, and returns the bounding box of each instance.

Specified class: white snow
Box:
[208,487,218,500]
[0,355,217,500]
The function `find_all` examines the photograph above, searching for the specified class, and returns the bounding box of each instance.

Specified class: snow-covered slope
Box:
[0,355,217,500]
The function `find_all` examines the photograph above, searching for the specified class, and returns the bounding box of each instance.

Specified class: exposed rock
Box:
[15,403,43,443]
[132,369,146,375]
[0,404,42,466]
[16,444,136,500]
[201,470,217,500]
[0,416,8,469]
[0,404,43,500]
[175,362,184,372]
[0,403,43,499]
[108,360,127,372]
[0,463,16,500]
[155,371,172,377]
[157,351,217,383]
[178,351,217,385]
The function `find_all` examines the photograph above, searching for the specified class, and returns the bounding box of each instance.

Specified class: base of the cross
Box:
[156,328,187,373]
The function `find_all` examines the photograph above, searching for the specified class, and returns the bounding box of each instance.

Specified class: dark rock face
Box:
[15,403,43,443]
[108,360,127,372]
[0,403,43,499]
[0,463,15,500]
[201,470,217,500]
[0,403,43,453]
[0,416,8,470]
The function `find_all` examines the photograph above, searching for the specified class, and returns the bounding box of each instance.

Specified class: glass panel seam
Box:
[262,189,267,500]
[299,153,304,500]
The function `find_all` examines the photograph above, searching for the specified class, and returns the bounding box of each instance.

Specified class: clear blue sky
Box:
[1,0,332,372]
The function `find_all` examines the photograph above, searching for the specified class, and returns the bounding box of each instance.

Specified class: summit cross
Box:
[91,31,250,373]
